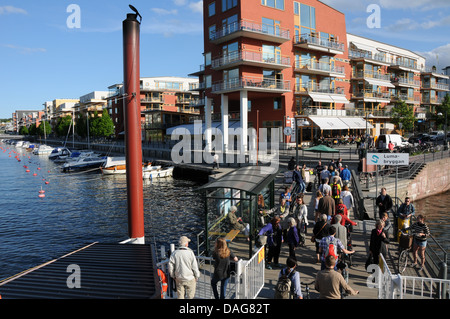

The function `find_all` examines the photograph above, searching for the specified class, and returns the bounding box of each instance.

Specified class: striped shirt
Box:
[409,222,430,242]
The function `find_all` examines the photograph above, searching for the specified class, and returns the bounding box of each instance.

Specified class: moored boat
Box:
[62,155,107,172]
[142,166,174,179]
[33,145,54,155]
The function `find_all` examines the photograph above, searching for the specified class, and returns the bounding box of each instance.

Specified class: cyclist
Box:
[318,226,354,270]
[397,197,415,241]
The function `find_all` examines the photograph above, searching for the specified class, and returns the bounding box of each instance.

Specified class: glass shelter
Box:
[196,166,279,258]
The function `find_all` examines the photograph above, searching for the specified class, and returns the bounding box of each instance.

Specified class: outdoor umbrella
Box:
[303,144,339,159]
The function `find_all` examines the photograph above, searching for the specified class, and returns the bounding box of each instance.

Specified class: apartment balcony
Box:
[190,82,205,91]
[294,33,345,55]
[295,60,345,78]
[422,96,444,105]
[346,108,391,118]
[210,20,290,45]
[141,98,163,104]
[391,77,421,88]
[414,107,427,119]
[177,106,200,114]
[421,82,449,91]
[141,105,164,113]
[211,76,290,94]
[189,98,205,108]
[348,50,391,66]
[389,61,421,73]
[211,50,291,71]
[391,94,421,104]
[351,91,391,102]
[352,70,391,82]
[295,83,345,95]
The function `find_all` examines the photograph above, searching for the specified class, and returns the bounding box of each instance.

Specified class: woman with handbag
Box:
[312,214,329,263]
[211,237,238,299]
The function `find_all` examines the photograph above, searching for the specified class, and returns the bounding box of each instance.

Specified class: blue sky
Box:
[0,0,449,119]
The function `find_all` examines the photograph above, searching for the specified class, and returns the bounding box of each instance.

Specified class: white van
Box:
[376,134,410,150]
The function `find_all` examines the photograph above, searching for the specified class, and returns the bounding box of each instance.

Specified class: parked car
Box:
[429,131,445,144]
[408,133,428,144]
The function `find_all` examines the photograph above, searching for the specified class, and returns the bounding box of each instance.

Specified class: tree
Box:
[391,100,416,133]
[90,109,115,137]
[435,93,450,130]
[55,115,73,137]
[19,125,29,135]
[37,121,52,136]
[28,123,37,136]
[75,115,87,138]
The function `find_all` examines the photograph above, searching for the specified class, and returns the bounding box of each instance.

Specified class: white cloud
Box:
[173,0,188,6]
[142,19,203,37]
[379,0,450,10]
[417,44,450,70]
[3,44,46,54]
[189,1,203,14]
[0,5,27,15]
[151,8,178,15]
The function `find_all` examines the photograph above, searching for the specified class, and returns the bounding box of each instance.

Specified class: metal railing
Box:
[294,33,345,52]
[378,254,450,299]
[296,60,345,76]
[212,50,291,69]
[156,245,265,299]
[210,20,290,42]
[212,76,290,93]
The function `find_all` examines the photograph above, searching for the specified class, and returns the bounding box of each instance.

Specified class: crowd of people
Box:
[165,156,431,300]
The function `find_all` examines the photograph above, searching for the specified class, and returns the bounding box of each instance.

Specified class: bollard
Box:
[438,261,448,299]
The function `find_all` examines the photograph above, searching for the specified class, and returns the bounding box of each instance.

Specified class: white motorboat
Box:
[62,155,107,172]
[142,166,174,179]
[101,157,160,175]
[33,145,54,155]
[49,147,72,161]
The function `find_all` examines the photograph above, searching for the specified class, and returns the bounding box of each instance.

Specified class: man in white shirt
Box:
[169,236,200,299]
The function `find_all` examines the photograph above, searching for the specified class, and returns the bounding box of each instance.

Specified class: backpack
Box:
[332,183,340,197]
[323,236,339,260]
[274,268,295,299]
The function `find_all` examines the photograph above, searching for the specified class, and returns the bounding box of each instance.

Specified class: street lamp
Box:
[365,113,374,189]
[438,111,448,150]
[296,118,310,166]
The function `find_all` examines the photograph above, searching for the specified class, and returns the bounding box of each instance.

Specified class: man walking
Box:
[375,187,393,219]
[169,236,200,299]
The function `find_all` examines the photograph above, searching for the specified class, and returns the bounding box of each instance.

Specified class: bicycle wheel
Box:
[398,249,409,274]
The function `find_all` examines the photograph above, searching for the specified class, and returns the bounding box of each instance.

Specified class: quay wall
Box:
[382,157,450,202]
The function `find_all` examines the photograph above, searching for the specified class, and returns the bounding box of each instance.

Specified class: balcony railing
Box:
[212,76,290,93]
[211,50,290,69]
[422,82,449,90]
[295,60,345,76]
[353,70,391,81]
[141,98,163,103]
[189,98,205,107]
[352,91,391,100]
[422,96,444,104]
[210,20,290,43]
[295,83,345,95]
[391,94,420,103]
[391,77,421,87]
[348,50,388,64]
[294,33,345,53]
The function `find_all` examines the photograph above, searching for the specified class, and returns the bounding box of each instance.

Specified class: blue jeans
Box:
[299,182,305,193]
[211,276,230,299]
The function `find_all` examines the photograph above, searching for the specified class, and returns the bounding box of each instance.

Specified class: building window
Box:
[209,25,216,40]
[274,97,282,110]
[205,52,211,66]
[294,2,315,35]
[262,0,284,10]
[208,2,216,17]
[205,75,212,88]
[222,0,237,12]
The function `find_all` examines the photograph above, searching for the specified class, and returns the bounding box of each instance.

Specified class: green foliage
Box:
[390,100,416,133]
[55,115,73,137]
[89,109,114,137]
[37,120,52,136]
[19,125,29,135]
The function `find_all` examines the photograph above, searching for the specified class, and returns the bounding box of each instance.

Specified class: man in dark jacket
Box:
[375,188,393,219]
[318,189,335,220]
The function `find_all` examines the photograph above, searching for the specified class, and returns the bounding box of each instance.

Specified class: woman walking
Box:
[211,237,238,299]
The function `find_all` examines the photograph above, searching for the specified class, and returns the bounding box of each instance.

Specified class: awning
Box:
[365,78,395,88]
[338,117,374,129]
[329,95,350,104]
[308,116,348,130]
[352,42,376,53]
[309,93,334,103]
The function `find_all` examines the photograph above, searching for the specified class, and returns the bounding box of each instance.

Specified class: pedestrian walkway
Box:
[228,166,379,299]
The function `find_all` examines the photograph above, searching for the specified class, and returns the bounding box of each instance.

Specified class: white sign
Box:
[367,153,409,166]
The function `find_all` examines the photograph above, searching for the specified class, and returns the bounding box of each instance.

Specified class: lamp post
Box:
[438,110,448,150]
[296,118,310,166]
[365,112,374,189]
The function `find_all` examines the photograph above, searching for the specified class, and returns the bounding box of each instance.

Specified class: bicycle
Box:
[398,230,414,274]
[301,280,315,299]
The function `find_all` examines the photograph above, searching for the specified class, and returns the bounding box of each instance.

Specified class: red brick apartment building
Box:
[191,0,449,148]
[195,0,352,148]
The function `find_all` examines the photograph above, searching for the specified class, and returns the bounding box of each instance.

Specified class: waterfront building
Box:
[74,91,110,124]
[189,0,448,150]
[12,110,42,133]
[107,76,201,141]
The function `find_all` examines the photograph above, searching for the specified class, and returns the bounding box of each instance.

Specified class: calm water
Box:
[0,143,204,280]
